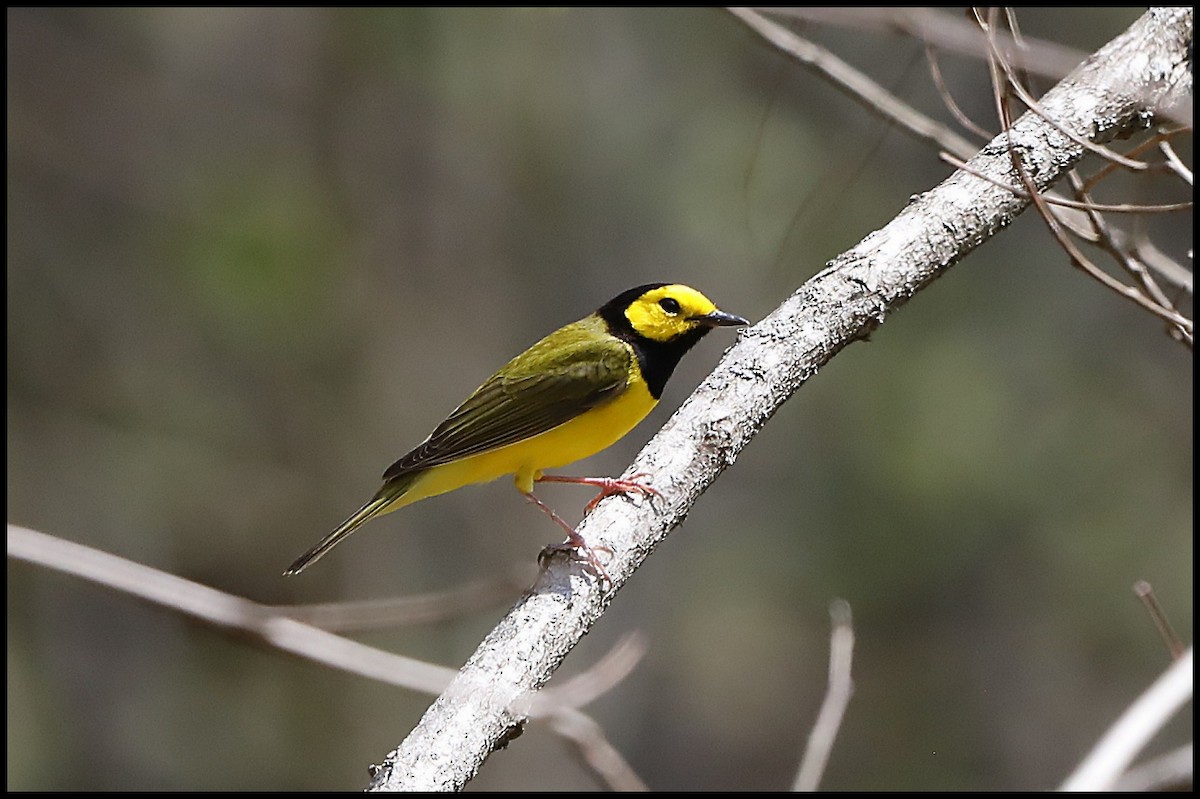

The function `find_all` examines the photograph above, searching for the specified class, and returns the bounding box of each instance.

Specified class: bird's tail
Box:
[284,476,417,575]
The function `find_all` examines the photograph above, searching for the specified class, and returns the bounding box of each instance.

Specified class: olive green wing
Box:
[382,323,632,481]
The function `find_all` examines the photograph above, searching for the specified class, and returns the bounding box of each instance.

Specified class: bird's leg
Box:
[536,473,662,514]
[523,491,612,582]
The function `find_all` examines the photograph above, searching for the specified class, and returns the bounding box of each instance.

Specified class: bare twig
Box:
[274,577,526,632]
[1065,170,1188,337]
[793,599,855,792]
[983,29,1193,345]
[533,634,652,790]
[1133,581,1185,660]
[975,7,1155,171]
[1078,126,1190,194]
[6,523,645,790]
[1014,165,1191,343]
[536,633,648,713]
[727,7,978,161]
[924,44,994,142]
[544,709,650,792]
[755,7,1092,85]
[941,152,1190,213]
[1060,648,1193,791]
[1110,743,1194,792]
[1158,139,1194,185]
[6,524,458,693]
[1129,236,1194,295]
[765,48,925,278]
[939,149,1193,342]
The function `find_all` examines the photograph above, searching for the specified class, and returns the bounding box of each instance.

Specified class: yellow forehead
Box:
[638,284,718,316]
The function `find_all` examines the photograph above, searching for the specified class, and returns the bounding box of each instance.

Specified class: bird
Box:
[284,282,748,576]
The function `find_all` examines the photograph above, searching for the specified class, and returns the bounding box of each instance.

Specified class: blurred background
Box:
[7,7,1191,791]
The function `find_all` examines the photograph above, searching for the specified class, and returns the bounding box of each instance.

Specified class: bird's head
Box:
[602,283,749,343]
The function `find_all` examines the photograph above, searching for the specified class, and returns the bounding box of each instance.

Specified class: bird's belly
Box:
[412,382,657,501]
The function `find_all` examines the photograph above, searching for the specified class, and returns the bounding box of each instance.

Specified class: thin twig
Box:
[1133,581,1185,660]
[924,44,993,142]
[756,7,1091,84]
[974,8,1151,171]
[942,151,1190,213]
[545,709,650,791]
[1128,236,1194,295]
[1016,168,1192,341]
[1001,5,1037,103]
[1065,170,1187,338]
[1060,648,1194,791]
[536,633,648,713]
[1158,139,1194,185]
[768,48,925,280]
[983,48,1193,342]
[1110,743,1194,792]
[940,148,1195,335]
[945,147,1190,340]
[793,599,855,791]
[6,524,457,693]
[1079,127,1190,194]
[274,576,527,632]
[728,7,978,161]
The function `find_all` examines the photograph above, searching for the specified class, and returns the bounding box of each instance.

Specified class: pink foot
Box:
[524,492,613,583]
[536,473,662,514]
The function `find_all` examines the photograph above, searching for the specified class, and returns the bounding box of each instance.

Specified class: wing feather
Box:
[382,322,631,481]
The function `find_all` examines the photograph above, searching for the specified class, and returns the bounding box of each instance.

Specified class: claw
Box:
[524,491,613,584]
[537,537,613,583]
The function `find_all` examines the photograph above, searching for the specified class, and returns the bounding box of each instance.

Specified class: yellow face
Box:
[622,284,723,342]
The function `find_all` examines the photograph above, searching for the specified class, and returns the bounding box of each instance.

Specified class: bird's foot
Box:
[537,472,661,514]
[525,491,613,583]
[537,534,613,584]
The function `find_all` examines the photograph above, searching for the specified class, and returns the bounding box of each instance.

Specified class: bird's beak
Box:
[694,309,750,328]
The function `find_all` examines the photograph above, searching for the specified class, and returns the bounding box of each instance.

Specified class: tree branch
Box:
[369,8,1193,790]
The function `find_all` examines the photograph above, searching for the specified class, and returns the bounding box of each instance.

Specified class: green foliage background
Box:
[7,7,1191,791]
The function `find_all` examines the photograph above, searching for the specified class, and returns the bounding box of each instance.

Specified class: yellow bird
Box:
[285,283,748,576]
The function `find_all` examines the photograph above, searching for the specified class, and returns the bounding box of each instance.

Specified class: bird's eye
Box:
[659,297,681,315]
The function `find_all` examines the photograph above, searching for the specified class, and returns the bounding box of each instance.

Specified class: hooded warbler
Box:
[285,283,748,575]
